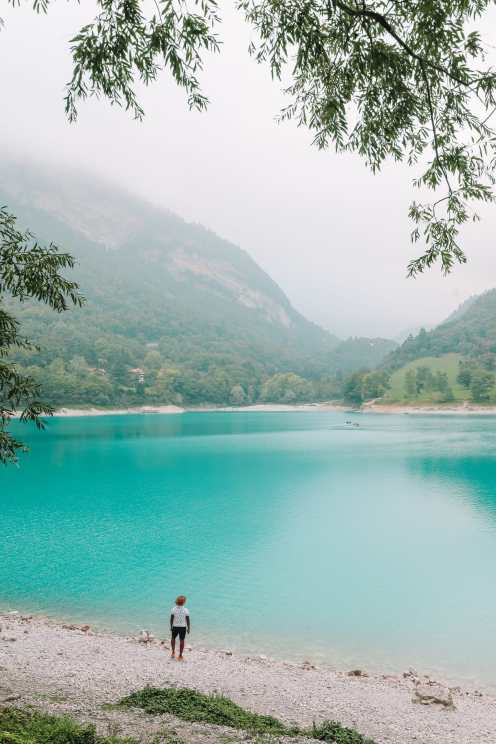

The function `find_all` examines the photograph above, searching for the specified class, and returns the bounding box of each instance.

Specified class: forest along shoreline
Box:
[49,402,496,416]
[1,611,495,744]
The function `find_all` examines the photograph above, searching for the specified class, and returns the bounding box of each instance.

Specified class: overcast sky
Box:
[2,2,496,338]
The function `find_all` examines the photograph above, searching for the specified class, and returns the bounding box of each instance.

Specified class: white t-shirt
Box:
[171,605,189,627]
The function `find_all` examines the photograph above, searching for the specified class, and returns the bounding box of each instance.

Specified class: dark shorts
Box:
[171,626,187,641]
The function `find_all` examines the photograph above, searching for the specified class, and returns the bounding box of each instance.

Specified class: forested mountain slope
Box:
[377,290,496,405]
[330,337,397,373]
[3,162,346,406]
[2,162,399,407]
[385,289,496,372]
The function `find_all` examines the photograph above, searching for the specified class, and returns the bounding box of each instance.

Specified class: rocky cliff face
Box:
[1,160,338,375]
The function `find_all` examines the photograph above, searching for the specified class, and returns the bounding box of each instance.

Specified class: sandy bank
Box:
[213,403,348,413]
[363,401,496,415]
[52,403,348,416]
[1,612,495,744]
[53,405,185,417]
[51,401,496,417]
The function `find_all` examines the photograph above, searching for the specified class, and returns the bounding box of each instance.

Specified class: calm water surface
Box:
[2,411,496,685]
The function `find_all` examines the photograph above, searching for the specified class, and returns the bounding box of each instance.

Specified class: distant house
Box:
[129,367,145,384]
[88,367,107,377]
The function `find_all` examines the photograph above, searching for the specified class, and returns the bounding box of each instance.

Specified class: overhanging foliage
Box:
[6,0,496,274]
[0,207,83,463]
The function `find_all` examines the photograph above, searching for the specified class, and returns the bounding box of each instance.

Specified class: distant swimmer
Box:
[170,595,190,661]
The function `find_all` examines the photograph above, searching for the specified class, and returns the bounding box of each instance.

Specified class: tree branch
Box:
[331,0,471,87]
[420,60,452,195]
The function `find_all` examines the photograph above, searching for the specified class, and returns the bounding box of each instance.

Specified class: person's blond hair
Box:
[175,595,186,606]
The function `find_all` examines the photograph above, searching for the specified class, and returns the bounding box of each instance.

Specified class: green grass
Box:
[0,708,134,744]
[310,721,375,744]
[120,688,294,737]
[120,687,377,743]
[383,353,468,404]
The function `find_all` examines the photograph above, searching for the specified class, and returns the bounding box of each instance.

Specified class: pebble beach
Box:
[1,612,496,743]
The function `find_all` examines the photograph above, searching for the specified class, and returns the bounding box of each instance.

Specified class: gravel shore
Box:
[51,402,496,417]
[1,612,495,743]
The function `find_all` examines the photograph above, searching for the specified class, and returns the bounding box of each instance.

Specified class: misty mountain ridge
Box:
[385,288,496,372]
[2,160,327,343]
[1,161,400,407]
[441,293,479,325]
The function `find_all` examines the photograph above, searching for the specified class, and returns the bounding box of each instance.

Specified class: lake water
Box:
[2,411,496,686]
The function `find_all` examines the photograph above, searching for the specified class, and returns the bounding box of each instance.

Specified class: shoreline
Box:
[49,401,496,417]
[53,405,185,417]
[1,610,495,744]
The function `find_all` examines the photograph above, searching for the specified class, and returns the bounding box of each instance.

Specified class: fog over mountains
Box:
[1,160,401,407]
[4,159,496,410]
[2,160,335,364]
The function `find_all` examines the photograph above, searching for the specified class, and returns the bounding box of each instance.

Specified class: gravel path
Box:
[1,612,495,743]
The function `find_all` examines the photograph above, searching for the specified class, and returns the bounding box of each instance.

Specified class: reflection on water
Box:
[1,411,496,687]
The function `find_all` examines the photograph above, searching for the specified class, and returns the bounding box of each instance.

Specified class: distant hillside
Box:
[328,337,397,373]
[3,161,405,407]
[442,294,479,324]
[2,161,349,407]
[377,290,496,406]
[382,353,465,404]
[393,325,432,344]
[2,162,337,354]
[384,289,496,371]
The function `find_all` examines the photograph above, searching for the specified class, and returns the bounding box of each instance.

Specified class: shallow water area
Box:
[2,410,496,687]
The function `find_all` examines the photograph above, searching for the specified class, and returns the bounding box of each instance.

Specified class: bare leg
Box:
[178,638,185,659]
[171,635,176,658]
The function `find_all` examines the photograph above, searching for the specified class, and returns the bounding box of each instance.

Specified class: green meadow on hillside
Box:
[383,353,471,403]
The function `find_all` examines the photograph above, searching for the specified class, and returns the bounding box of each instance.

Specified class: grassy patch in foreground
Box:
[120,687,294,736]
[0,707,133,744]
[120,687,377,743]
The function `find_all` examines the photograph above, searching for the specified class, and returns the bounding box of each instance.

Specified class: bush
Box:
[311,720,376,744]
[120,687,294,736]
[120,687,377,743]
[0,708,132,744]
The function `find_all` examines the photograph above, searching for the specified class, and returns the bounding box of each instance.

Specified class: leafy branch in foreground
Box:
[240,0,496,276]
[64,0,221,122]
[6,0,496,275]
[0,207,84,464]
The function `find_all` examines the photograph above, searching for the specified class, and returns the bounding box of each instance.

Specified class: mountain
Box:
[442,293,479,324]
[393,324,432,344]
[384,289,496,372]
[328,337,397,374]
[3,162,401,407]
[3,161,349,407]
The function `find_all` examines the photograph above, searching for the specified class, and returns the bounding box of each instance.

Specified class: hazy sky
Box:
[2,2,496,338]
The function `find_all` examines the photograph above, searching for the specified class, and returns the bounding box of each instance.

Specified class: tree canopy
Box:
[0,207,83,463]
[6,0,496,274]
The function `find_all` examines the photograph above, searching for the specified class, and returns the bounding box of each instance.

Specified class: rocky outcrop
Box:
[413,682,455,709]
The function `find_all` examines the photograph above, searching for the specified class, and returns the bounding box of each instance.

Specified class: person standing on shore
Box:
[170,595,190,661]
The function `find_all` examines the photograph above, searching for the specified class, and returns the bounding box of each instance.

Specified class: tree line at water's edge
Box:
[9,336,395,409]
[8,285,496,410]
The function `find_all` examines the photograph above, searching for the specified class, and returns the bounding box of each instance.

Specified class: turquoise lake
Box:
[2,411,496,686]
